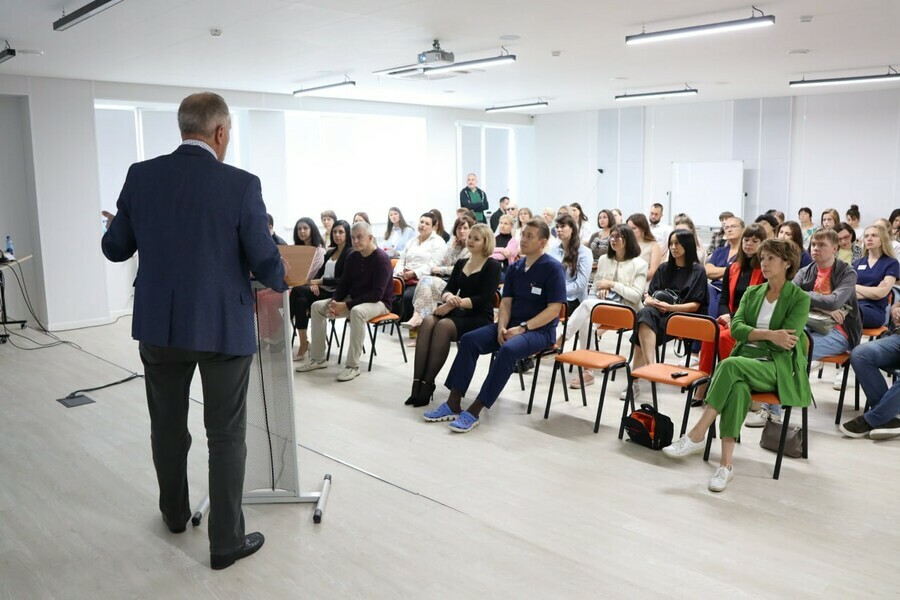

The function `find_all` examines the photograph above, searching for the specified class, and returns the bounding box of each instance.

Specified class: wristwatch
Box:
[519,321,529,332]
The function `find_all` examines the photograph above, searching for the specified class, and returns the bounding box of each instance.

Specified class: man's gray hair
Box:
[351,220,372,236]
[178,92,230,138]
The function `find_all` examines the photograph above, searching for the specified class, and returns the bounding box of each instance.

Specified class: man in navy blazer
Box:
[102,92,286,570]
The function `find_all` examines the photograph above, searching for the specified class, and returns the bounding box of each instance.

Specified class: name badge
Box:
[857,265,866,270]
[531,286,543,295]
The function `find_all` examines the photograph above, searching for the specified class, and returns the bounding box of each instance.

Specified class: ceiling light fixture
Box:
[615,85,698,101]
[0,41,16,65]
[376,47,516,77]
[485,100,549,113]
[292,76,356,96]
[789,66,900,88]
[626,6,774,45]
[53,0,126,32]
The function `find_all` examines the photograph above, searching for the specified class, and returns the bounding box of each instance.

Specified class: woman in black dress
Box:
[622,229,708,400]
[405,223,502,407]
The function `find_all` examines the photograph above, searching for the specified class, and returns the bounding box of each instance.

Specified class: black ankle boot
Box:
[405,380,422,406]
[412,382,436,408]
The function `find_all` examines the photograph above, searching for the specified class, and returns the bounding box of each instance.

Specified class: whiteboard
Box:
[670,161,744,227]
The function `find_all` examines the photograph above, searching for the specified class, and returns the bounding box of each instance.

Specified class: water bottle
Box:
[5,236,12,257]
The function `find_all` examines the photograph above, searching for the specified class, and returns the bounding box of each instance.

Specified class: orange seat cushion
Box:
[863,327,888,338]
[555,349,627,371]
[631,363,709,386]
[369,313,399,325]
[751,392,782,406]
[819,352,850,365]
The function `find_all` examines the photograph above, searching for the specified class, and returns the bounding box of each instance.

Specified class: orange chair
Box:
[618,313,720,438]
[702,333,812,480]
[336,277,407,371]
[519,304,567,410]
[541,302,636,432]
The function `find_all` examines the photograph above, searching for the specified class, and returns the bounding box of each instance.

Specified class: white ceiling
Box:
[1,0,899,113]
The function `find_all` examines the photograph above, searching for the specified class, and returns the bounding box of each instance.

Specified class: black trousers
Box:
[139,342,253,554]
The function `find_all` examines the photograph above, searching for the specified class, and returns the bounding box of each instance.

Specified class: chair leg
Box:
[774,406,793,480]
[518,359,526,391]
[568,331,580,373]
[594,369,612,433]
[396,322,407,363]
[650,381,658,411]
[834,363,852,424]
[578,367,587,406]
[367,323,378,372]
[680,388,695,437]
[529,355,545,411]
[338,320,349,364]
[618,379,632,440]
[802,407,809,458]
[541,361,559,418]
[703,420,716,462]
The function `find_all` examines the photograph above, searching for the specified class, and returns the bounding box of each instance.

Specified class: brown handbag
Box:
[759,414,803,458]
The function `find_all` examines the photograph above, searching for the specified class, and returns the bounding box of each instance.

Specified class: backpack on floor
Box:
[622,404,674,450]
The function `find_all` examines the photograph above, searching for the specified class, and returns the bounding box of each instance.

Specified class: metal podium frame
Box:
[193,284,331,525]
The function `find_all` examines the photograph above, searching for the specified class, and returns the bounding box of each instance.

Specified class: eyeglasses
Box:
[506,207,518,212]
[609,234,622,241]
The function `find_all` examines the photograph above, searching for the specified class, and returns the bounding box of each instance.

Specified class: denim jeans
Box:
[851,334,900,427]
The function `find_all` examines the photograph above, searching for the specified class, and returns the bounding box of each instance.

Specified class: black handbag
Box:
[652,288,681,305]
[759,414,803,458]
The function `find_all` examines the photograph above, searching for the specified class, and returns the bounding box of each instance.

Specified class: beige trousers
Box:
[310,297,389,368]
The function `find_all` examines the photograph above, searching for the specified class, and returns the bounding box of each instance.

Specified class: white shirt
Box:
[393,232,447,279]
[650,222,672,248]
[180,139,217,159]
[756,297,778,331]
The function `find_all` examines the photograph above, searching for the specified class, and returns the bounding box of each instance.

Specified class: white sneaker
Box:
[832,372,845,391]
[744,409,769,428]
[708,465,734,492]
[809,360,823,373]
[336,367,360,382]
[296,360,328,373]
[619,382,641,401]
[662,434,706,458]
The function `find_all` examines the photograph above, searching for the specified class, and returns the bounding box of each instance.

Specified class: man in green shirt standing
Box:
[459,173,488,224]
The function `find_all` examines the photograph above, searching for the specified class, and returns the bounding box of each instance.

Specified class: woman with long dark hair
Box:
[430,208,450,243]
[587,209,616,260]
[568,202,593,243]
[293,217,326,281]
[290,220,351,361]
[565,224,648,388]
[836,222,862,264]
[622,230,708,400]
[777,221,813,268]
[380,206,415,258]
[547,214,592,319]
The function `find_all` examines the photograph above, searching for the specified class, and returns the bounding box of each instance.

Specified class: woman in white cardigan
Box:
[394,212,448,321]
[565,224,648,388]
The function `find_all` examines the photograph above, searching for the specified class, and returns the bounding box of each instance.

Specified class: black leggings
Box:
[413,315,459,385]
[290,286,334,330]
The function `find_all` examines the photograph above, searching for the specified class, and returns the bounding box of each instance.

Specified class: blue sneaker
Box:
[423,402,458,422]
[448,410,479,433]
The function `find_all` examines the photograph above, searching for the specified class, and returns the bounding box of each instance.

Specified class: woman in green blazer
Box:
[663,239,810,492]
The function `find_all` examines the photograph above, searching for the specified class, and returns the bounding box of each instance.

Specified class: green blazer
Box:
[729,282,812,407]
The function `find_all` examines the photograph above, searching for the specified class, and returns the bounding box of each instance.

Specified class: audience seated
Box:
[674,212,706,257]
[611,208,623,225]
[821,208,840,231]
[845,204,863,240]
[664,239,809,492]
[836,222,862,264]
[798,207,817,246]
[647,203,672,249]
[753,213,778,240]
[874,218,900,262]
[379,206,415,258]
[490,196,510,231]
[405,224,501,408]
[778,221,813,267]
[793,229,862,390]
[430,208,451,243]
[516,207,533,236]
[569,202,593,243]
[626,213,663,282]
[840,299,900,438]
[547,214,592,319]
[267,213,287,246]
[293,217,326,280]
[565,224,648,388]
[622,230,708,400]
[587,210,616,260]
[290,220,351,361]
[423,219,565,432]
[704,216,744,318]
[296,221,394,382]
[353,211,370,225]
[492,214,519,272]
[853,225,898,328]
[706,211,735,259]
[393,212,447,321]
[401,216,474,330]
[320,210,337,247]
[765,208,785,225]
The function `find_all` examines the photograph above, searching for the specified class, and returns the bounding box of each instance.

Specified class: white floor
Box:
[1,317,898,599]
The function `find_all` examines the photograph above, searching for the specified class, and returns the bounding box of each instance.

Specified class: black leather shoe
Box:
[411,382,435,408]
[211,532,265,570]
[162,515,187,534]
[405,380,422,405]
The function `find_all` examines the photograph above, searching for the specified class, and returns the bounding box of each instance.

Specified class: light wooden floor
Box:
[2,318,899,599]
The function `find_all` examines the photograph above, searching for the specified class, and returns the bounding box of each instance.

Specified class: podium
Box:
[192,282,332,525]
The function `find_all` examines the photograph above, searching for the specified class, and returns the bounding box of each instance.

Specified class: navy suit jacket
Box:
[102,144,287,356]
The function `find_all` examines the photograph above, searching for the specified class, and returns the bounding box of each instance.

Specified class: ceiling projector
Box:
[418,40,454,66]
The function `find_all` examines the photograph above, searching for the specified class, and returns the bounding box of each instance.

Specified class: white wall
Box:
[535,87,900,228]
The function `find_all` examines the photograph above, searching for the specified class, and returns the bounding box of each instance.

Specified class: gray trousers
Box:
[139,342,253,554]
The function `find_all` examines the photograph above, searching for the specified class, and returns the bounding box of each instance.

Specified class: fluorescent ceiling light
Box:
[0,42,15,65]
[485,100,548,113]
[626,9,774,45]
[53,0,126,31]
[790,67,900,88]
[615,86,698,101]
[427,54,516,74]
[293,78,356,95]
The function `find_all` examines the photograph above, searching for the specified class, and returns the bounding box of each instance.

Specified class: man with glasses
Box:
[490,196,510,231]
[707,211,736,259]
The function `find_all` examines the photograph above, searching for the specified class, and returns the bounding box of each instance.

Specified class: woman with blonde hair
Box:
[405,224,502,407]
[854,225,898,328]
[492,214,519,272]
